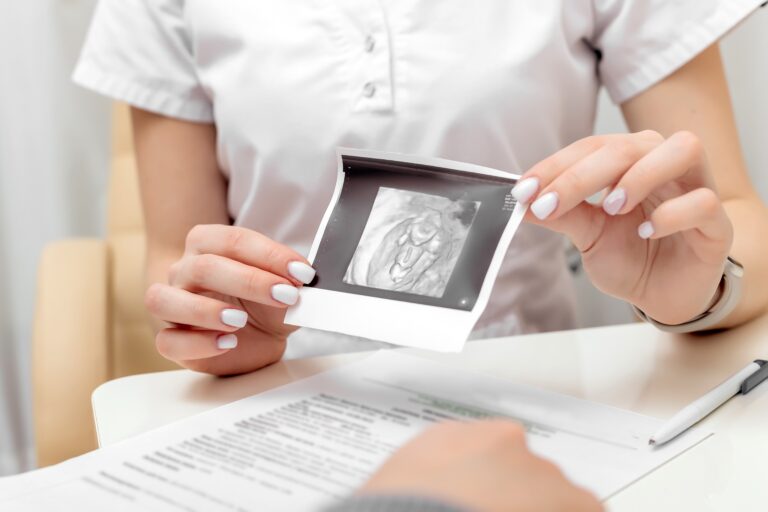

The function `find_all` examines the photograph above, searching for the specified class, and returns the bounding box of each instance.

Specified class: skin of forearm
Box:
[131,107,230,334]
[718,196,768,327]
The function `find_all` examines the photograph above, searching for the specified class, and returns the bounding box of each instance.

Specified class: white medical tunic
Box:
[74,0,762,357]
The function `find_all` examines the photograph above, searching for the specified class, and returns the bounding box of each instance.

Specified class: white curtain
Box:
[0,2,765,476]
[0,1,109,475]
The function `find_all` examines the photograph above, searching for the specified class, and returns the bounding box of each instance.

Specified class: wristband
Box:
[632,257,744,333]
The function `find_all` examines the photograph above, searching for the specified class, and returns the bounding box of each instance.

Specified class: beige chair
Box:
[32,104,176,468]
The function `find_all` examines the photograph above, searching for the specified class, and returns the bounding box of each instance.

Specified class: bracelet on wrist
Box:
[632,256,743,334]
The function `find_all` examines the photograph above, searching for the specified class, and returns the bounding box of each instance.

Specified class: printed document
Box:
[0,352,710,511]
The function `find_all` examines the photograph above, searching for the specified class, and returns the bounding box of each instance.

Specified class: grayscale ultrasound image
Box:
[343,187,480,298]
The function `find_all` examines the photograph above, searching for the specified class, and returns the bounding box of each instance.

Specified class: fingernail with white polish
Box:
[220,309,248,328]
[288,261,316,284]
[638,221,655,239]
[272,283,299,305]
[602,188,627,216]
[531,192,558,220]
[217,334,238,350]
[511,177,540,204]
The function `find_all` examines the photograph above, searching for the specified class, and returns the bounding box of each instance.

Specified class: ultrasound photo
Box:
[285,148,524,350]
[343,187,480,298]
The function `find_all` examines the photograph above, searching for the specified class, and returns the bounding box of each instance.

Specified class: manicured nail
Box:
[287,261,316,284]
[220,309,248,328]
[512,177,540,204]
[217,334,238,350]
[271,283,299,305]
[602,188,626,216]
[638,221,655,239]
[531,192,558,220]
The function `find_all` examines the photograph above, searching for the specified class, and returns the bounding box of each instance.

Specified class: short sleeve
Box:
[591,0,765,104]
[73,0,213,123]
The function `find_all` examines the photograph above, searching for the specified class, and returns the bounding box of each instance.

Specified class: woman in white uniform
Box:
[74,0,768,372]
[74,1,768,508]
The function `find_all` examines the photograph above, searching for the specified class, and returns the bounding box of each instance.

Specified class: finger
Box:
[571,489,604,512]
[184,225,315,285]
[525,201,606,253]
[484,420,527,443]
[512,136,606,204]
[180,331,288,376]
[526,131,664,221]
[638,188,732,258]
[171,254,300,307]
[604,131,710,216]
[156,328,237,362]
[144,283,248,331]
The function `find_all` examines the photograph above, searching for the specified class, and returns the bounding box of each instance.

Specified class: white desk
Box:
[93,316,768,511]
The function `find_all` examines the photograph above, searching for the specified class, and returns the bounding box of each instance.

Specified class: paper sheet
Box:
[0,352,710,511]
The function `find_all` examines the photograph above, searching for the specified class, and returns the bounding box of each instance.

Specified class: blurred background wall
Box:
[0,3,765,476]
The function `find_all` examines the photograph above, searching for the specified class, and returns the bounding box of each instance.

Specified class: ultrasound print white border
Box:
[284,148,526,352]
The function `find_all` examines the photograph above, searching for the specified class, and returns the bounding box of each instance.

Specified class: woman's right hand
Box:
[144,224,316,376]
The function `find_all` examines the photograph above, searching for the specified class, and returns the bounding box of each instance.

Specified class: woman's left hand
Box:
[513,130,733,325]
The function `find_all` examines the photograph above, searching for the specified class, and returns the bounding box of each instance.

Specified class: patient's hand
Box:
[361,421,602,512]
[144,224,315,375]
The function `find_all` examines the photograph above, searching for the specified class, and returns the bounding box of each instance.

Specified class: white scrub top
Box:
[74,0,762,358]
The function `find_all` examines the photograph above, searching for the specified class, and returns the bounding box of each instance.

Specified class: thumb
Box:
[523,202,605,253]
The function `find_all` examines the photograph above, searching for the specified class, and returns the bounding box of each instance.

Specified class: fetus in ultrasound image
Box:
[344,187,480,298]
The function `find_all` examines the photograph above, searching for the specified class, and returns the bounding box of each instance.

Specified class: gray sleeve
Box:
[322,494,472,512]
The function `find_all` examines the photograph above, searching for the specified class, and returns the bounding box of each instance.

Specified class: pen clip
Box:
[740,360,768,394]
